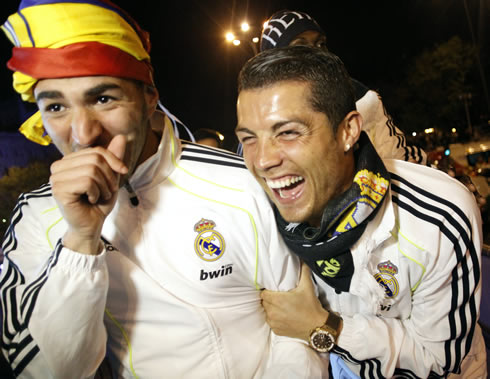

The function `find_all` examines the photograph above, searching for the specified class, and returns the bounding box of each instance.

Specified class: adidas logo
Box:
[200,264,233,281]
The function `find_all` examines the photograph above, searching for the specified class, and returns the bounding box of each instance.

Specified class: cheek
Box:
[241,147,256,170]
[42,120,71,148]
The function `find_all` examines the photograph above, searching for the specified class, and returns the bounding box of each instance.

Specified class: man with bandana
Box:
[0,1,328,377]
[236,46,486,377]
[259,10,426,165]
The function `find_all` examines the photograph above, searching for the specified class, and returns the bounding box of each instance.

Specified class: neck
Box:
[137,126,160,167]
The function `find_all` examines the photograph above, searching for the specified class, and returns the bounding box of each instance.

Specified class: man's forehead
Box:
[237,82,320,130]
[34,76,129,95]
[239,81,311,107]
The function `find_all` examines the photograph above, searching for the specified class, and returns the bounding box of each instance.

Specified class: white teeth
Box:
[267,176,303,189]
[279,189,286,198]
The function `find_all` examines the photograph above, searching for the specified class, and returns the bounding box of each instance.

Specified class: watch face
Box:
[310,329,334,353]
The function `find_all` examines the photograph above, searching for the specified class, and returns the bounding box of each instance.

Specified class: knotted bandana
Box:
[1,0,154,145]
[275,132,390,292]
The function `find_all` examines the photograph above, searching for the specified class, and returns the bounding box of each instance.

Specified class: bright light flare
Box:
[225,32,235,42]
[233,39,241,46]
[252,37,259,43]
[412,132,417,137]
[451,128,457,133]
[424,128,434,134]
[241,22,250,32]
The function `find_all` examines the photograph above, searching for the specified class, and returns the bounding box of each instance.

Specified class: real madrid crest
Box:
[374,260,399,298]
[194,218,226,262]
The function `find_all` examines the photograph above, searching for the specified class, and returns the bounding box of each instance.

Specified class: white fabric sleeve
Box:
[257,205,330,378]
[0,197,109,378]
[263,334,329,379]
[356,90,427,164]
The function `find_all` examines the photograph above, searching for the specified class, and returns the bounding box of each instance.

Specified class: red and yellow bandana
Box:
[1,0,154,145]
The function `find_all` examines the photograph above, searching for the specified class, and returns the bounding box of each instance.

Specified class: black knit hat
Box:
[260,10,325,52]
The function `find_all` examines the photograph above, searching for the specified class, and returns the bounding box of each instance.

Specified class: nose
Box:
[71,107,102,147]
[254,138,282,172]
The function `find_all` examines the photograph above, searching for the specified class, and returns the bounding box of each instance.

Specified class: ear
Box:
[144,85,159,118]
[338,111,362,152]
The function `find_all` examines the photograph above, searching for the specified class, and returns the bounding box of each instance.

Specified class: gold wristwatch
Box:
[309,312,342,353]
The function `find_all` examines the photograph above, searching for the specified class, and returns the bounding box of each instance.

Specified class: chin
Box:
[276,207,307,224]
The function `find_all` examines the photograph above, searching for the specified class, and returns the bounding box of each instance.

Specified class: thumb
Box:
[108,134,127,161]
[297,262,314,291]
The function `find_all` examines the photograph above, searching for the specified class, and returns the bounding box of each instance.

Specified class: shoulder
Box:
[2,183,59,252]
[386,159,473,201]
[179,141,262,189]
[177,141,270,205]
[385,159,480,235]
[180,141,247,171]
[11,183,56,212]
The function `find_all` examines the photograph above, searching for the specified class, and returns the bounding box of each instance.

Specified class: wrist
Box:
[62,231,104,255]
[301,308,329,341]
[308,311,343,353]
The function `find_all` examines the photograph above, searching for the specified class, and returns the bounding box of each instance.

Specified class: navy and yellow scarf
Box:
[275,132,390,292]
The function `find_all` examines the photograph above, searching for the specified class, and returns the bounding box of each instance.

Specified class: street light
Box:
[225,20,260,55]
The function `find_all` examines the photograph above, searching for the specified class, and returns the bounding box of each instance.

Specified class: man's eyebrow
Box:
[235,120,302,134]
[35,83,123,102]
[235,125,254,134]
[84,83,122,98]
[35,90,62,102]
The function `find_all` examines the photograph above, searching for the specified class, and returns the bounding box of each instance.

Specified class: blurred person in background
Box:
[194,127,226,149]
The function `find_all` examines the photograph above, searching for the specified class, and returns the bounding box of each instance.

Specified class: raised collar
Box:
[128,110,182,191]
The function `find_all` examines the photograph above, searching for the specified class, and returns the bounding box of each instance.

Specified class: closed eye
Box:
[278,129,300,139]
[238,135,256,145]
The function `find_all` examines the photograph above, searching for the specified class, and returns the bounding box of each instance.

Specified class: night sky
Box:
[0,0,485,148]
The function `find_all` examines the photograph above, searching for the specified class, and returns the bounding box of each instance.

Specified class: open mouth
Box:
[266,176,305,200]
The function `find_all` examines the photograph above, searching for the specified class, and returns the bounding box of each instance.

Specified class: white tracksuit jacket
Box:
[355,88,426,165]
[0,119,327,378]
[319,159,486,378]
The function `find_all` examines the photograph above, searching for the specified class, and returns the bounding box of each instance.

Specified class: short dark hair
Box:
[238,46,356,130]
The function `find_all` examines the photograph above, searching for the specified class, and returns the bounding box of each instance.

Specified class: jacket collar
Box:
[128,110,181,191]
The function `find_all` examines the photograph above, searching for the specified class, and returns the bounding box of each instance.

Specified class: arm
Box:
[0,195,109,378]
[357,90,427,164]
[1,136,127,377]
[258,214,329,378]
[262,193,484,377]
[335,219,483,377]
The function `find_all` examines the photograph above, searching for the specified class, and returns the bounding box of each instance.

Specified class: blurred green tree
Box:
[386,36,478,135]
[0,161,51,240]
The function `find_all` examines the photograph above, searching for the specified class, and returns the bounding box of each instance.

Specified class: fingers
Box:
[260,288,273,304]
[50,135,128,205]
[51,162,115,204]
[107,134,127,168]
[56,144,128,176]
[261,263,313,306]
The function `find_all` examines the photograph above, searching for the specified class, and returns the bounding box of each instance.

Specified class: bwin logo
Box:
[200,264,233,281]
